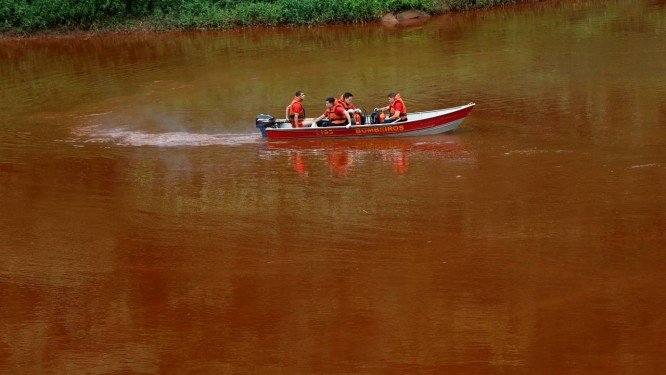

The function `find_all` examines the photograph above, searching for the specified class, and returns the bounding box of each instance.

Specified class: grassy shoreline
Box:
[1,0,524,37]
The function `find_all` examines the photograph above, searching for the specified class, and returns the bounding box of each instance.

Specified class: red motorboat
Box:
[255,102,475,140]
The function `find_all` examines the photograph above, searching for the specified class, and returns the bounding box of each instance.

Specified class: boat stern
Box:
[255,114,276,137]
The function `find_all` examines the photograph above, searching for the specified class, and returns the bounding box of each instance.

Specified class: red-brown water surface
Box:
[1,0,665,372]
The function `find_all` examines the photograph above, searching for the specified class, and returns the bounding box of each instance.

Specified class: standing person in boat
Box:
[285,91,313,128]
[311,97,352,128]
[340,92,365,125]
[374,92,408,123]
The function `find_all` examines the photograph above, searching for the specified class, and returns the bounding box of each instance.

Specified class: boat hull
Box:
[265,103,475,140]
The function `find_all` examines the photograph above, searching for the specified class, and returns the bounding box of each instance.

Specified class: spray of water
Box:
[72,125,261,147]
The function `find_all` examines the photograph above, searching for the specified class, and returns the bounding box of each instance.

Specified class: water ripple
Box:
[70,125,261,147]
[629,163,662,169]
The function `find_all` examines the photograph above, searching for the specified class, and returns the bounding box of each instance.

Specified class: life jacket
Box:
[389,93,408,121]
[288,96,305,127]
[324,100,347,125]
[339,94,361,124]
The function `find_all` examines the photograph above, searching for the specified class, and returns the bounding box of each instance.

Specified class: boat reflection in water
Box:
[259,136,474,176]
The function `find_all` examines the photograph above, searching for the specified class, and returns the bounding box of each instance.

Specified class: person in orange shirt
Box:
[311,97,352,128]
[340,92,364,125]
[285,91,314,128]
[375,92,408,123]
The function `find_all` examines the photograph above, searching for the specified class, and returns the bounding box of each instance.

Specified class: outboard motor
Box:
[255,114,276,137]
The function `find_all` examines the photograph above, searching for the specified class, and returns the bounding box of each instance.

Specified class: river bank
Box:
[1,0,529,38]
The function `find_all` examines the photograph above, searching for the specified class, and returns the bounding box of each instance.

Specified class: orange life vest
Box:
[324,100,347,125]
[389,93,408,121]
[339,94,361,124]
[288,96,305,127]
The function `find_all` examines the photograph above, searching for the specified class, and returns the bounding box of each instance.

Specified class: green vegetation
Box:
[0,0,522,34]
[446,0,520,11]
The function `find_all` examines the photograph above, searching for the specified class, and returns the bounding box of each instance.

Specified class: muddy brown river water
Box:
[1,0,664,373]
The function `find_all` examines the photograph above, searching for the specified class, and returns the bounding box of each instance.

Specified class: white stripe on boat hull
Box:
[382,118,464,137]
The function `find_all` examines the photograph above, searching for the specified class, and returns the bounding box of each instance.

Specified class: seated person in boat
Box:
[311,97,352,128]
[374,92,408,123]
[340,92,365,125]
[285,91,314,128]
